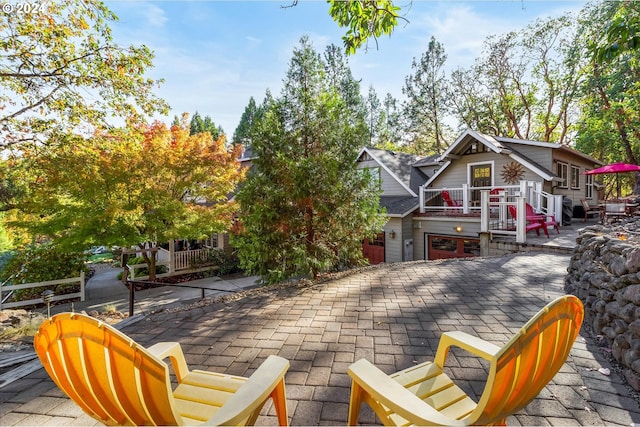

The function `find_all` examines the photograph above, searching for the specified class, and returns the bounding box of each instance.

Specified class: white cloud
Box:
[144,3,168,28]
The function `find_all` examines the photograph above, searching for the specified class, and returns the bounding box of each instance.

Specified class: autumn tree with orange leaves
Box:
[7,116,245,279]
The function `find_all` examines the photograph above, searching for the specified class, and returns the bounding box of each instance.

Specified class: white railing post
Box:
[554,195,563,225]
[169,240,176,273]
[516,196,526,243]
[499,190,507,229]
[462,184,469,214]
[480,190,489,232]
[519,180,527,198]
[80,271,85,301]
[419,185,425,214]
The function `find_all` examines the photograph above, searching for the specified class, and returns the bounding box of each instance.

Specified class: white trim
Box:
[495,136,559,149]
[508,153,556,181]
[358,147,417,197]
[425,159,452,187]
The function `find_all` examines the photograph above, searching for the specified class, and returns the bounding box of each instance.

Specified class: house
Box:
[358,129,603,263]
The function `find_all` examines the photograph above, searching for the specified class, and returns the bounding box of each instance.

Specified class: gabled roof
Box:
[358,147,427,197]
[379,196,420,218]
[427,129,601,186]
[495,136,603,166]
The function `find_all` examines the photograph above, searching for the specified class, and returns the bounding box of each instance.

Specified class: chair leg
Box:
[271,380,289,426]
[348,382,364,426]
[541,223,550,238]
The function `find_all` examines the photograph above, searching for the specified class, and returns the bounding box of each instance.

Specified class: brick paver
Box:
[2,253,640,426]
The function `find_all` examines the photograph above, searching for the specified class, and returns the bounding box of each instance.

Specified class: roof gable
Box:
[357,147,426,197]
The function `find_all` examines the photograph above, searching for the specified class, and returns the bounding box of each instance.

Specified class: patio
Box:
[1,252,639,425]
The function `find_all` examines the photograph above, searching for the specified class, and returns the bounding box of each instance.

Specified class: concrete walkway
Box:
[1,253,640,425]
[65,266,261,317]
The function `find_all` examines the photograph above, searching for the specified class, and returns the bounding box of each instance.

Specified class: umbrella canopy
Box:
[583,162,640,175]
[583,162,640,198]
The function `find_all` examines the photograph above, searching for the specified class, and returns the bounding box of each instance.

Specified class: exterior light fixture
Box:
[389,230,396,239]
[454,225,463,233]
[42,289,54,317]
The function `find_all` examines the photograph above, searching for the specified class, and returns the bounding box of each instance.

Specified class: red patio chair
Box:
[441,190,461,211]
[508,205,543,236]
[525,203,560,238]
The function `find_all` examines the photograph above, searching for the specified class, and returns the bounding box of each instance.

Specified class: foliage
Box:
[447,15,580,143]
[327,0,403,54]
[232,36,385,284]
[232,96,268,148]
[189,111,224,139]
[402,36,452,155]
[594,0,640,63]
[0,244,87,300]
[6,116,245,279]
[576,1,640,194]
[0,0,168,149]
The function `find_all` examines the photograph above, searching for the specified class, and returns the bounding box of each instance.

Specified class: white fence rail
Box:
[420,180,566,243]
[0,272,85,310]
[174,249,214,271]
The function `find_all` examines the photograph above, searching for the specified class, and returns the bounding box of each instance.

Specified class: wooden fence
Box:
[0,272,85,310]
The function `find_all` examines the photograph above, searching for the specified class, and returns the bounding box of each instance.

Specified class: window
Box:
[557,162,568,188]
[585,174,594,199]
[571,165,580,189]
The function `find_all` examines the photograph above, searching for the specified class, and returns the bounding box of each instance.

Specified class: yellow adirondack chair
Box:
[347,295,584,426]
[34,312,290,426]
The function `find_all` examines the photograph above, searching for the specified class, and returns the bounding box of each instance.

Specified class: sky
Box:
[106,0,587,138]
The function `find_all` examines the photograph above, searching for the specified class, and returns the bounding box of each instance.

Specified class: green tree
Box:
[593,0,640,63]
[376,92,404,149]
[8,117,245,279]
[327,0,404,54]
[232,97,262,147]
[189,111,224,139]
[232,37,385,284]
[576,1,640,194]
[402,36,452,155]
[448,15,580,144]
[0,0,168,149]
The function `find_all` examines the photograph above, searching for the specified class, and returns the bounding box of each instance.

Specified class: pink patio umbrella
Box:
[584,162,640,198]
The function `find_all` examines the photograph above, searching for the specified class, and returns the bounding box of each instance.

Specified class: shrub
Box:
[0,244,88,301]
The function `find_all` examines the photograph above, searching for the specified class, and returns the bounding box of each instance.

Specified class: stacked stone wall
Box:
[564,221,640,391]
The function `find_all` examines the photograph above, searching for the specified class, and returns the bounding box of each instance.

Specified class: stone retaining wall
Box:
[564,219,640,391]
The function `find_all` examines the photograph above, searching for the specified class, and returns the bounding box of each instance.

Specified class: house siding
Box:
[552,150,602,205]
[383,218,403,262]
[412,217,481,260]
[359,159,412,196]
[431,152,543,188]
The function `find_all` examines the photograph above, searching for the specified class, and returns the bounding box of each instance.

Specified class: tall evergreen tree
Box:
[232,36,385,284]
[232,97,259,147]
[189,111,223,139]
[402,36,451,155]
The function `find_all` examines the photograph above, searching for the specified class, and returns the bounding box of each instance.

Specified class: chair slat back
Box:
[34,313,180,426]
[472,295,583,425]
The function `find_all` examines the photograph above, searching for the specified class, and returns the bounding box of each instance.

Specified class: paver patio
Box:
[1,252,640,426]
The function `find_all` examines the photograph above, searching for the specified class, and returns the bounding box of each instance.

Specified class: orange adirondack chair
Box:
[347,295,584,426]
[507,205,543,236]
[34,312,290,426]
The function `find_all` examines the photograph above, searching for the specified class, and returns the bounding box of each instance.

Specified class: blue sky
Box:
[106,0,586,137]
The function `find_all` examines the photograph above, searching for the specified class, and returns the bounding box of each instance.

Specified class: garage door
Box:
[427,235,480,260]
[363,233,385,264]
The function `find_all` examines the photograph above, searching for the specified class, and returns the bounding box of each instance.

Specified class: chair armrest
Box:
[434,331,501,368]
[203,355,290,426]
[147,341,190,382]
[348,359,464,426]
